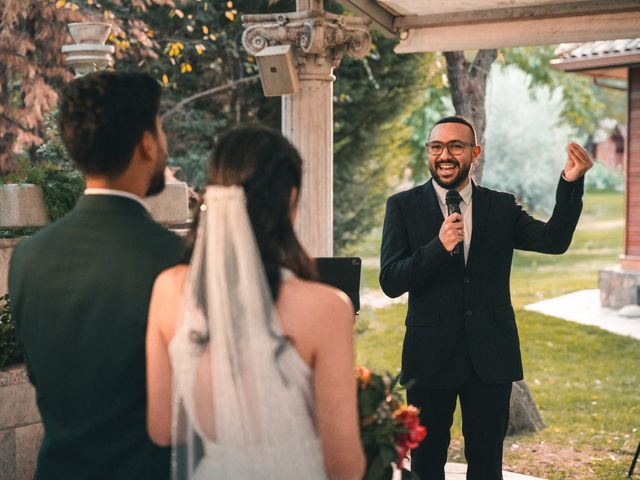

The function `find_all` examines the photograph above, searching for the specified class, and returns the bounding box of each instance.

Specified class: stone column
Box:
[242,8,371,256]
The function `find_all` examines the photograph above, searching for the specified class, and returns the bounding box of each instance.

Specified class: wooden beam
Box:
[395,1,640,30]
[380,0,592,17]
[551,54,640,73]
[395,11,640,53]
[335,0,396,37]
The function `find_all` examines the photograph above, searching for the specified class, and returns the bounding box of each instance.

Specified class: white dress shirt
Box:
[432,179,473,264]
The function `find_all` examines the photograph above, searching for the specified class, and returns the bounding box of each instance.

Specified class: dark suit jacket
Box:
[9,195,185,480]
[379,176,583,389]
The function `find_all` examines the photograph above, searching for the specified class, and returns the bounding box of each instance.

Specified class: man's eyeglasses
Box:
[425,141,475,156]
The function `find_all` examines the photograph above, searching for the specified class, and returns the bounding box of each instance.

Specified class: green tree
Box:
[0,0,77,173]
[500,46,607,141]
[333,40,443,252]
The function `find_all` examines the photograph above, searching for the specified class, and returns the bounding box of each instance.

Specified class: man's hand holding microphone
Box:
[440,190,463,255]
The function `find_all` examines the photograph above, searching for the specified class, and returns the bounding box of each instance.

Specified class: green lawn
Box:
[355,190,640,479]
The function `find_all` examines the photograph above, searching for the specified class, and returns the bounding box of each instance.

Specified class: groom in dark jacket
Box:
[9,72,184,480]
[379,116,592,480]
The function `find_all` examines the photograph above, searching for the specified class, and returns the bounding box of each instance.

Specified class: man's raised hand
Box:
[563,142,593,182]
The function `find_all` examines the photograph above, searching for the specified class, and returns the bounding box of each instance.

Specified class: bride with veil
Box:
[145,126,365,479]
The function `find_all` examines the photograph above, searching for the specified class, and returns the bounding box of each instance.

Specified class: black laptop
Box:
[315,257,362,313]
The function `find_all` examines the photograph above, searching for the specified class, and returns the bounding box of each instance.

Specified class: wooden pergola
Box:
[340,0,640,51]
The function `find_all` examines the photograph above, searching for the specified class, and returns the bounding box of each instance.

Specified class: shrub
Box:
[0,294,23,369]
[584,162,623,192]
[483,66,572,213]
[0,157,84,225]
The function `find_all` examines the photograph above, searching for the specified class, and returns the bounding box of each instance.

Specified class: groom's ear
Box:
[137,130,157,164]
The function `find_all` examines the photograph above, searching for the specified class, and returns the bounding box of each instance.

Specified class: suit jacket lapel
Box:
[467,181,490,269]
[417,179,444,242]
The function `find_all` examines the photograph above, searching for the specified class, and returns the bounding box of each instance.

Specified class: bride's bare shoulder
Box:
[149,265,189,340]
[281,276,354,319]
[153,264,189,295]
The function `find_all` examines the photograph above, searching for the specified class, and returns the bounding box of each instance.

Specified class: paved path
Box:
[444,463,541,479]
[525,289,640,341]
[361,288,407,309]
[391,462,542,479]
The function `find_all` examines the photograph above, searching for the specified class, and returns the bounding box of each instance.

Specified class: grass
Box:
[355,190,640,479]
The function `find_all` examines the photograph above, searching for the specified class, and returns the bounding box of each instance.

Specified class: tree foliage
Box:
[0,0,77,173]
[499,46,607,141]
[483,66,572,213]
[333,40,440,252]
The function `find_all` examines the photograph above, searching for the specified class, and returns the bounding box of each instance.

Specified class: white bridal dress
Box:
[168,186,328,480]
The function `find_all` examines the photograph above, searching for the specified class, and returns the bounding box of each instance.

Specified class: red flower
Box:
[356,368,427,477]
[393,405,427,464]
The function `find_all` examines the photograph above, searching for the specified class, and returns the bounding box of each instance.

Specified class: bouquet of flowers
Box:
[356,366,427,480]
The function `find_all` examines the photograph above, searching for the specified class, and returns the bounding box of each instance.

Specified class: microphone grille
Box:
[445,190,462,203]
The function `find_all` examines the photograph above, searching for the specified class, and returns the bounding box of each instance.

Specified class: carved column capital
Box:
[242,9,371,78]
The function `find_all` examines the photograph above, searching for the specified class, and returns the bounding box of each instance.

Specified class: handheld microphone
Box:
[445,190,462,256]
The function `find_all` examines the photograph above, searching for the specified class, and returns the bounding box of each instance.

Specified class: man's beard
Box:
[146,146,167,197]
[429,160,471,190]
[146,161,166,197]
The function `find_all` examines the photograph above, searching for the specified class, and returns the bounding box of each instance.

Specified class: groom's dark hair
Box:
[58,71,162,178]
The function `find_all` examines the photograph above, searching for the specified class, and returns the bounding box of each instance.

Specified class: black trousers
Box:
[406,372,512,480]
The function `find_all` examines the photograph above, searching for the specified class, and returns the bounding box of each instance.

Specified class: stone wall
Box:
[599,265,640,309]
[0,367,42,480]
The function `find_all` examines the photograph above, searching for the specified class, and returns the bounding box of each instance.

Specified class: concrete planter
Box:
[0,182,189,229]
[0,365,42,480]
[145,181,190,225]
[0,185,49,229]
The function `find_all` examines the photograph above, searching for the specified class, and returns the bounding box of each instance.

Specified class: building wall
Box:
[622,66,640,267]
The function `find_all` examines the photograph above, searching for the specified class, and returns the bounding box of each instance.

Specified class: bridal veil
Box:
[168,185,327,479]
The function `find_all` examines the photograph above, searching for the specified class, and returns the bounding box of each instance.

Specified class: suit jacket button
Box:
[465,309,472,316]
[464,277,471,284]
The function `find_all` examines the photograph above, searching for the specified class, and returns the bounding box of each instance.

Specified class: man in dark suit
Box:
[8,72,184,480]
[379,116,592,480]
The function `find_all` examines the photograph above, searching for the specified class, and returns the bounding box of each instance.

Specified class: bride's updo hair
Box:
[207,125,317,300]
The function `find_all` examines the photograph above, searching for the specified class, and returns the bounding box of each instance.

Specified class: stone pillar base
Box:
[0,366,42,480]
[598,265,640,308]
